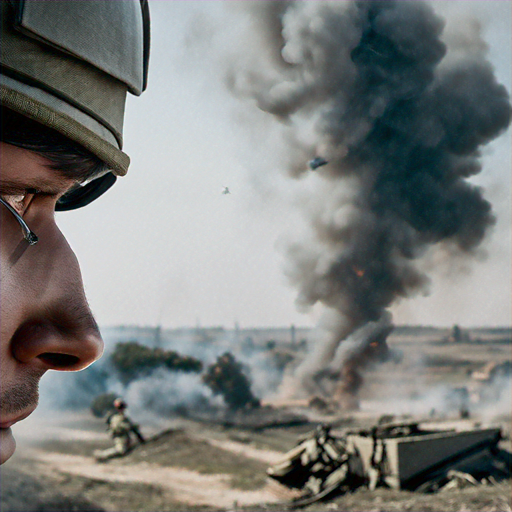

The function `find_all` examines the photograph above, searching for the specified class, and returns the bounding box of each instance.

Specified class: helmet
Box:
[113,398,127,410]
[0,0,150,210]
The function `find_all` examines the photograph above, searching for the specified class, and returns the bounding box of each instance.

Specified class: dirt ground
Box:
[1,328,510,512]
[1,416,303,512]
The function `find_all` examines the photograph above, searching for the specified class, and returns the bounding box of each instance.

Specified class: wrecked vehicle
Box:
[267,421,511,506]
[267,424,365,506]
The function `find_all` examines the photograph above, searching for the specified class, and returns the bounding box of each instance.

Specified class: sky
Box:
[56,0,511,330]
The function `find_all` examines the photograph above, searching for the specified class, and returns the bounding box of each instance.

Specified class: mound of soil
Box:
[0,459,103,512]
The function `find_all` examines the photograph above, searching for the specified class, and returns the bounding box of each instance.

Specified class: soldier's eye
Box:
[5,194,27,216]
[2,189,37,216]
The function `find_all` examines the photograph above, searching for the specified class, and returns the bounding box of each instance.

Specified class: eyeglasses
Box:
[0,197,38,245]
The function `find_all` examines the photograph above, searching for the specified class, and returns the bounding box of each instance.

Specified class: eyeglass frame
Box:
[0,196,38,245]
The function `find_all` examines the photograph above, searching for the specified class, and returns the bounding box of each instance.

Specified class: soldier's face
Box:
[0,142,104,464]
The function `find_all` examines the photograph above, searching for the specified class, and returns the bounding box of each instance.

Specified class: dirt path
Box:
[29,450,294,509]
[199,437,286,465]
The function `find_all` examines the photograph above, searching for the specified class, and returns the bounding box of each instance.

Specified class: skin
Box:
[0,142,104,464]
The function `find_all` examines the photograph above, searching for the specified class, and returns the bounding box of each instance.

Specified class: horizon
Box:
[99,322,512,332]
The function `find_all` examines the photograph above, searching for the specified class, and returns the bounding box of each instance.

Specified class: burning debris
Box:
[228,1,511,404]
[302,313,394,410]
[267,421,511,506]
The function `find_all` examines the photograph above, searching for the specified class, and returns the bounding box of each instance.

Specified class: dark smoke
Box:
[227,1,511,398]
[202,352,261,411]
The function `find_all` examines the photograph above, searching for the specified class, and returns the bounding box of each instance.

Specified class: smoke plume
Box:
[227,1,511,399]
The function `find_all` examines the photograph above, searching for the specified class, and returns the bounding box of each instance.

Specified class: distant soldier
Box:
[94,399,145,462]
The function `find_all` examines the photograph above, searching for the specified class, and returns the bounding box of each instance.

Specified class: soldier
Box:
[94,399,145,462]
[0,1,150,464]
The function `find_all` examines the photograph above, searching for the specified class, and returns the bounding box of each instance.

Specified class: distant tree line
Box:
[110,341,203,385]
[91,342,260,416]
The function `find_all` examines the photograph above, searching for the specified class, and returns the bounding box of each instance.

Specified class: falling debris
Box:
[308,157,329,170]
[222,186,231,194]
[227,1,511,402]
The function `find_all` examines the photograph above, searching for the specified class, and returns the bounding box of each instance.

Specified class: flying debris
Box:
[222,186,230,195]
[308,157,328,170]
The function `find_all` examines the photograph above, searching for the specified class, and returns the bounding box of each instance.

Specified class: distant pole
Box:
[154,325,162,348]
[291,324,296,347]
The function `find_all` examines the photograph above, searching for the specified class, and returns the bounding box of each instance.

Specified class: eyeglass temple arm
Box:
[0,197,38,245]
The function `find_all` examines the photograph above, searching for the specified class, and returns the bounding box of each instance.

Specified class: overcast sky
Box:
[56,1,511,330]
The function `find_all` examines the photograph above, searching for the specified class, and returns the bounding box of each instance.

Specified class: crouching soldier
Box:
[94,398,145,462]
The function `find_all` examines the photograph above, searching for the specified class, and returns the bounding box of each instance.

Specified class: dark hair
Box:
[0,107,108,181]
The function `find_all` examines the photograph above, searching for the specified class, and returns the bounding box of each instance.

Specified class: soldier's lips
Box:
[0,426,16,464]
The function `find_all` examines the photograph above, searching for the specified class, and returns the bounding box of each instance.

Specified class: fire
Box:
[352,266,365,278]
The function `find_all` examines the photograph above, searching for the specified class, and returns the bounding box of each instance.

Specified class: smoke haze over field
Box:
[34,327,288,424]
[26,324,511,435]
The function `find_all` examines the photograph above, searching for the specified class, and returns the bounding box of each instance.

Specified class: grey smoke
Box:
[116,369,224,419]
[227,1,511,394]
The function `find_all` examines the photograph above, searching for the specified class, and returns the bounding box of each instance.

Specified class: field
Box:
[1,326,510,512]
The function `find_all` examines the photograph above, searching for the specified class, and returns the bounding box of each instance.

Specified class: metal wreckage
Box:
[267,421,511,507]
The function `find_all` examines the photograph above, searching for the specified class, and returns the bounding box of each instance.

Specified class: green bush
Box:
[110,341,203,385]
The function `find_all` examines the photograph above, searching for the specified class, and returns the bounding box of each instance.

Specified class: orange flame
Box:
[352,266,365,277]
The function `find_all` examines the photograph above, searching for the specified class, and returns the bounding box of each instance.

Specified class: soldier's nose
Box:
[1,191,104,372]
[11,300,103,371]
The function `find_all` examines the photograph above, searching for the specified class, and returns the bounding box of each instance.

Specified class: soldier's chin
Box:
[0,428,16,464]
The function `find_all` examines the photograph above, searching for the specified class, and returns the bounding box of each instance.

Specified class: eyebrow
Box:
[0,178,72,196]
